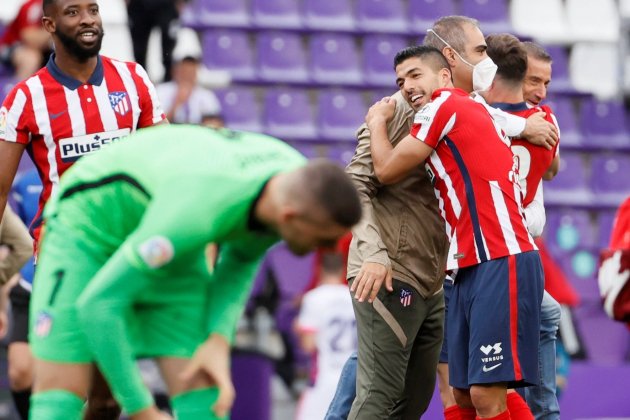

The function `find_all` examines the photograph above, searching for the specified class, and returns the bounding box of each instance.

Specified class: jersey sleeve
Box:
[0,85,34,144]
[131,63,166,127]
[121,180,238,273]
[296,292,320,333]
[409,92,455,148]
[205,238,273,340]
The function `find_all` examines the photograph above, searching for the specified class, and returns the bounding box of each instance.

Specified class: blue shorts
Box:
[439,276,453,364]
[448,251,543,389]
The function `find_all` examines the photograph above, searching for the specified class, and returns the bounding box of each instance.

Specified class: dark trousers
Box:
[127,0,180,81]
[349,278,445,420]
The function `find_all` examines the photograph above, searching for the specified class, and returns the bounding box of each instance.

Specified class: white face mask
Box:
[426,29,498,92]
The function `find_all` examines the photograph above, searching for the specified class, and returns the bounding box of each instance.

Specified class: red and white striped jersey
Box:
[491,102,559,207]
[410,88,536,270]
[0,54,165,242]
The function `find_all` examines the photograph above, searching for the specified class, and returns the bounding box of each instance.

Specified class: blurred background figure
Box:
[126,0,187,82]
[0,0,51,80]
[157,54,222,125]
[598,196,630,328]
[294,252,356,420]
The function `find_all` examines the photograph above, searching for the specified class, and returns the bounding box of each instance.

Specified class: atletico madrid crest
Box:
[109,92,130,116]
[400,288,412,307]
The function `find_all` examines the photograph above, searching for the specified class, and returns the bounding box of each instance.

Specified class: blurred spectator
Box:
[295,253,356,420]
[156,55,222,125]
[126,0,187,81]
[0,0,52,79]
[598,196,630,327]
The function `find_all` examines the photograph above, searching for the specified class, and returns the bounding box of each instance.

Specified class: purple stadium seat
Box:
[188,0,249,27]
[590,154,630,205]
[573,302,630,365]
[545,209,596,256]
[543,95,582,148]
[201,30,255,81]
[257,32,309,83]
[544,45,573,93]
[369,89,399,104]
[544,153,591,205]
[318,90,366,142]
[597,210,618,248]
[363,35,409,88]
[329,144,357,166]
[559,362,630,418]
[460,0,512,32]
[263,88,317,140]
[310,34,362,85]
[252,0,302,29]
[560,249,600,300]
[303,0,355,31]
[214,87,262,133]
[231,353,273,420]
[288,142,329,160]
[408,0,457,34]
[356,0,408,34]
[579,98,630,149]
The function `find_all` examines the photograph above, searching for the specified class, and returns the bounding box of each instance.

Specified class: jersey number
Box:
[328,318,357,353]
[511,145,532,197]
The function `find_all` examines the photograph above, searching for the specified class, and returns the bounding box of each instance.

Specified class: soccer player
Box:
[295,252,357,420]
[367,46,543,420]
[0,0,165,416]
[29,125,362,420]
[481,34,562,420]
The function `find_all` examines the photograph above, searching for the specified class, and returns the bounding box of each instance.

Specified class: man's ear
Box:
[42,16,55,34]
[442,47,457,67]
[440,67,452,87]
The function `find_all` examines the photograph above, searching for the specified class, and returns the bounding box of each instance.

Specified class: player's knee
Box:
[469,386,506,415]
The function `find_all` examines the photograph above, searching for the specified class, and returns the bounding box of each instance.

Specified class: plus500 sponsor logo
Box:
[59,128,131,162]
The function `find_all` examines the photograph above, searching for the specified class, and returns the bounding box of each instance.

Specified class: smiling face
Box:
[523,56,552,106]
[43,0,104,62]
[395,57,451,111]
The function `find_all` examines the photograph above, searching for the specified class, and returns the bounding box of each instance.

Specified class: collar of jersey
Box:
[489,101,529,112]
[46,53,104,90]
[431,87,468,101]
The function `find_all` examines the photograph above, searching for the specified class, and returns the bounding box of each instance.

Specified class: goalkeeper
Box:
[29,125,362,420]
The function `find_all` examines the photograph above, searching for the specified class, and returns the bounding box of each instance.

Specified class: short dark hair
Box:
[320,252,344,276]
[301,160,362,228]
[485,33,528,85]
[522,41,553,63]
[393,45,450,74]
[43,0,56,16]
[424,15,480,54]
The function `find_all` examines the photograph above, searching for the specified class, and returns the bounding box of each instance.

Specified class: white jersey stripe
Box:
[26,77,59,193]
[93,78,119,131]
[134,63,163,124]
[64,86,86,136]
[4,88,27,141]
[428,153,461,217]
[112,60,140,130]
[447,231,459,269]
[489,180,521,254]
[416,91,451,141]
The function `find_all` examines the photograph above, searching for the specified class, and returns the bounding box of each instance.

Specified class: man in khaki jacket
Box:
[327,15,559,420]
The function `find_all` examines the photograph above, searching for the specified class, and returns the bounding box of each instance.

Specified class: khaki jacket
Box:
[346,91,448,298]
